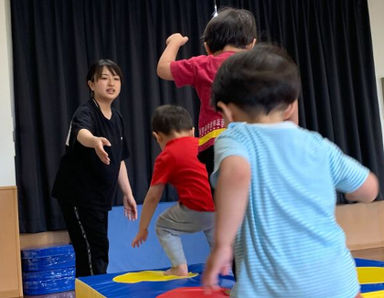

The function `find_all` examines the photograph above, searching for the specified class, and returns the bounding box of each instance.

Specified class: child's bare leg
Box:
[164,264,188,276]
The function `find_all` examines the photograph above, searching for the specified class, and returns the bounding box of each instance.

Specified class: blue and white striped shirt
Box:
[212,121,369,298]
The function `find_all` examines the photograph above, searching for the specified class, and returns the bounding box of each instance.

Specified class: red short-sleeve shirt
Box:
[170,52,235,152]
[151,136,214,212]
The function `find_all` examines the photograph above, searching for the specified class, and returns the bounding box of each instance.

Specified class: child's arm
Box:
[77,128,111,165]
[202,156,251,289]
[157,33,189,80]
[131,184,165,248]
[118,161,137,220]
[345,172,379,203]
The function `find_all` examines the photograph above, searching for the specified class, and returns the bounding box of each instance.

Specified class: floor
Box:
[24,292,74,298]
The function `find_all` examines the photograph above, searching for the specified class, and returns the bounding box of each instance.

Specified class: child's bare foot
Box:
[164,264,188,276]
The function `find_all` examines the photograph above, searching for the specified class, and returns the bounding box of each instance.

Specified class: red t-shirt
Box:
[150,137,214,212]
[170,52,235,152]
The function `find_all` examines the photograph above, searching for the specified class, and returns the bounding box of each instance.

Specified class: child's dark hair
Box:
[87,59,123,84]
[202,7,257,54]
[212,43,301,115]
[152,105,194,135]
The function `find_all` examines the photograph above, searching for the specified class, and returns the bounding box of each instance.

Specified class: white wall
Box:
[0,0,15,186]
[0,1,383,187]
[368,0,384,144]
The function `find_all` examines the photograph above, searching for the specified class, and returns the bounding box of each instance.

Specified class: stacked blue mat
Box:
[21,244,76,295]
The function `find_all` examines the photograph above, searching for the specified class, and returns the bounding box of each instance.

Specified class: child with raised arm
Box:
[132,105,215,276]
[202,44,379,297]
[157,7,257,177]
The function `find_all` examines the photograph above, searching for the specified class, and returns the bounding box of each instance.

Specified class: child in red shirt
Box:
[132,105,214,276]
[157,7,257,177]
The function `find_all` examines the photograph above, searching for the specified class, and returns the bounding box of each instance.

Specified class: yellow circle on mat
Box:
[357,267,384,284]
[113,271,198,283]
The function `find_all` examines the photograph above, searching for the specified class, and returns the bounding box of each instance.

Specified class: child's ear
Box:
[246,38,257,50]
[189,127,195,137]
[152,131,161,143]
[283,100,299,124]
[204,42,213,55]
[217,101,234,124]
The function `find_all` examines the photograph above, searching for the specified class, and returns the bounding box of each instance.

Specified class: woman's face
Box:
[88,66,121,102]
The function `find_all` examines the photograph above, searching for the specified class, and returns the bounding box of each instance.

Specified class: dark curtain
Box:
[11,0,383,233]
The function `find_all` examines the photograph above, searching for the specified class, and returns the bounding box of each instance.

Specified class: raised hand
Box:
[166,33,189,47]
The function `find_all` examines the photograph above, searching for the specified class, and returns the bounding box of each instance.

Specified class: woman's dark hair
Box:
[202,7,257,53]
[152,105,193,135]
[87,59,123,84]
[212,43,301,115]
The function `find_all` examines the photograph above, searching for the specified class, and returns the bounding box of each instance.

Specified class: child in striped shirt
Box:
[202,43,378,298]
